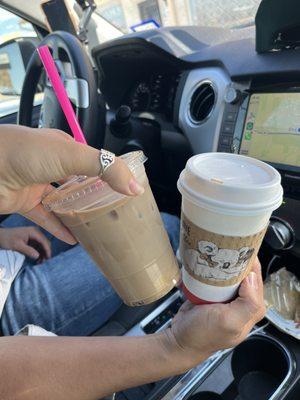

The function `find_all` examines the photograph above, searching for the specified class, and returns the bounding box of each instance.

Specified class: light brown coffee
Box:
[44,163,180,306]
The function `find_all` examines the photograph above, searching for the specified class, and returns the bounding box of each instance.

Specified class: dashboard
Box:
[92,26,300,253]
[92,26,300,168]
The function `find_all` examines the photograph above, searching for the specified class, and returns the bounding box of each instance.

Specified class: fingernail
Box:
[31,251,40,260]
[129,179,145,195]
[248,272,258,289]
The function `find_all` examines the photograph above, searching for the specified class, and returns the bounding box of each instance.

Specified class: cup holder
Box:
[187,335,293,400]
[231,336,290,400]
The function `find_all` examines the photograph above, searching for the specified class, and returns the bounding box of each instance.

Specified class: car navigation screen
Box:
[240,93,300,168]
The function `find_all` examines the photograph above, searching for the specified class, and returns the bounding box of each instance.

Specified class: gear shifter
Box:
[264,216,295,251]
[110,105,132,138]
[109,105,162,182]
[109,104,161,159]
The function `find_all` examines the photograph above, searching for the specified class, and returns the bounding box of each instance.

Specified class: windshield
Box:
[95,0,261,33]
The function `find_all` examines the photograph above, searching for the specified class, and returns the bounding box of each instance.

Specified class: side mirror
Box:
[0,37,38,97]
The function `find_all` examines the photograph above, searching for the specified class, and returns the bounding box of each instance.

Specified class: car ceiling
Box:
[0,0,50,29]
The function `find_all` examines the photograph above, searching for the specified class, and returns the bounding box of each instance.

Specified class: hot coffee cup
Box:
[177,153,283,304]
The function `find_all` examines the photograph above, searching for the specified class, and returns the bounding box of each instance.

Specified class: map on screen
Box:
[240,93,300,168]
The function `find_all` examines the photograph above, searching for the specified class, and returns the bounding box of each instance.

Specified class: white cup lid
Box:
[177,153,283,216]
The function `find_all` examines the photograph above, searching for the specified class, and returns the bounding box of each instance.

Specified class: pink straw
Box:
[37,45,87,144]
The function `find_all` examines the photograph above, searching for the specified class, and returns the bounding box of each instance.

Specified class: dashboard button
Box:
[217,145,231,153]
[220,135,233,146]
[225,112,237,122]
[225,103,239,113]
[222,123,235,134]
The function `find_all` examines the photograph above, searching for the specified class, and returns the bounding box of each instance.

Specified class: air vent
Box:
[189,82,216,124]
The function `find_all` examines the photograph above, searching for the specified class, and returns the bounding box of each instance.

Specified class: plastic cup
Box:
[43,151,180,306]
[177,153,283,304]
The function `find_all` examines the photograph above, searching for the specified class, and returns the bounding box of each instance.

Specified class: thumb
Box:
[32,129,144,196]
[227,265,265,329]
[238,257,264,307]
[2,126,144,197]
[238,271,260,309]
[58,144,145,196]
[101,156,145,196]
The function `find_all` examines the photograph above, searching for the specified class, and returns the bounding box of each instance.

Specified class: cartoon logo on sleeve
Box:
[180,213,266,285]
[184,241,254,282]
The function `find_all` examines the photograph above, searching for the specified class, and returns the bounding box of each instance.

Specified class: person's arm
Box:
[0,333,194,400]
[0,260,265,400]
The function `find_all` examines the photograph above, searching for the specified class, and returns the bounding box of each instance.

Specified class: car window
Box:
[96,0,261,33]
[0,8,39,117]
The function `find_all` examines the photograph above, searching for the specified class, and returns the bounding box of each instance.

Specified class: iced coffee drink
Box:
[43,152,180,306]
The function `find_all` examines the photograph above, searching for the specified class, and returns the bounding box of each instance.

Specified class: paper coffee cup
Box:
[177,153,283,304]
[43,152,180,307]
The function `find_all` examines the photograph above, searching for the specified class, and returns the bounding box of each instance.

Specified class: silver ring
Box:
[99,149,115,177]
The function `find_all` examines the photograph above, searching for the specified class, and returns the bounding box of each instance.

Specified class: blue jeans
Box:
[1,213,180,336]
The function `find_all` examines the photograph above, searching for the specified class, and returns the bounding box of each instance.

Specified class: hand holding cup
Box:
[0,125,144,243]
[162,257,266,369]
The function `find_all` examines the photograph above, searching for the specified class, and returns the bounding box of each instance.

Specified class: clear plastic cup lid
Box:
[43,151,147,213]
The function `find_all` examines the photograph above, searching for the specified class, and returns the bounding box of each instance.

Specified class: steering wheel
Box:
[18,31,104,148]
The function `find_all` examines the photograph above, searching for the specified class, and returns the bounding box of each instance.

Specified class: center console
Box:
[166,333,296,400]
[111,289,299,400]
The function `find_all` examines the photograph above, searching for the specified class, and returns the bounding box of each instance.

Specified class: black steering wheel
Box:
[18,31,104,148]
